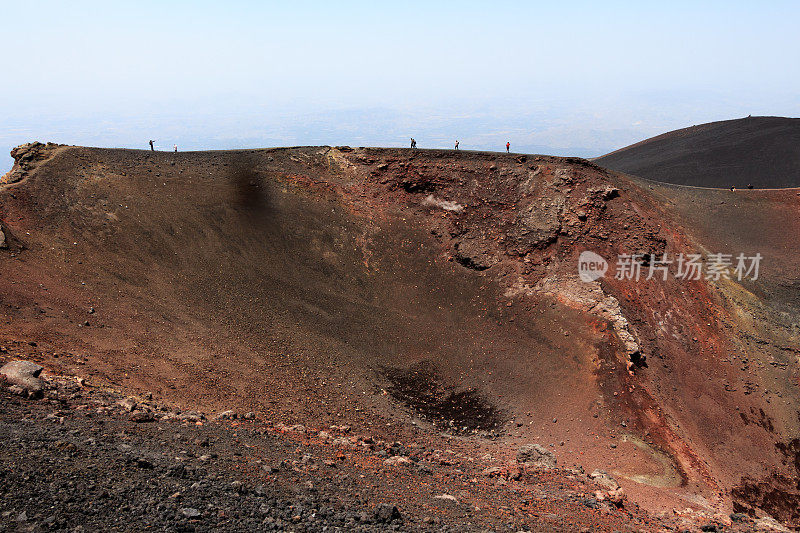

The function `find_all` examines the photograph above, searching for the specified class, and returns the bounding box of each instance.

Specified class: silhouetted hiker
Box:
[506,142,510,153]
[174,144,177,153]
[149,140,155,151]
[747,184,753,189]
[455,140,459,150]
[410,138,416,149]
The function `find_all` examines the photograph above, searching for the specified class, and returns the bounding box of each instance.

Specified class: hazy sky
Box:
[2,1,799,170]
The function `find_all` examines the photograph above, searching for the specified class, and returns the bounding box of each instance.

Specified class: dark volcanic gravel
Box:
[0,387,411,532]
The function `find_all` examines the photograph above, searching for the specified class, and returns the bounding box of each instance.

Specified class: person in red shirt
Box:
[506,142,510,153]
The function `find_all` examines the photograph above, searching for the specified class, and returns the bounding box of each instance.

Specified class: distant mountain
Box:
[595,116,800,188]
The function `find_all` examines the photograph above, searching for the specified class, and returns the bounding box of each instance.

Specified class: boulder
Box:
[590,185,620,201]
[383,456,411,466]
[0,360,44,393]
[454,239,497,271]
[118,397,137,412]
[213,409,237,421]
[517,443,556,469]
[589,469,619,490]
[754,516,791,532]
[373,503,401,523]
[602,186,620,200]
[129,410,155,423]
[607,487,626,505]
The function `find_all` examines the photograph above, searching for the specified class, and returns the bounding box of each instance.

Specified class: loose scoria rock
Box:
[180,507,201,518]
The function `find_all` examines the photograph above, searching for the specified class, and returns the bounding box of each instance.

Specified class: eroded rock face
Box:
[0,224,6,249]
[512,195,565,252]
[2,142,60,185]
[533,275,642,362]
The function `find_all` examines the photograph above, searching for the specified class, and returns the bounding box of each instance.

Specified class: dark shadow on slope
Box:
[228,154,271,220]
[732,438,800,528]
[383,361,504,435]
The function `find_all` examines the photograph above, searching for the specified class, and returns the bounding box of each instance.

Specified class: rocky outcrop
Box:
[1,142,60,185]
[511,195,564,251]
[533,275,643,364]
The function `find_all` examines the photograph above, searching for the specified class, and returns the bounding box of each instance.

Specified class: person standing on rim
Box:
[455,140,459,150]
[506,141,510,153]
[410,138,416,149]
[173,144,178,153]
[149,140,155,151]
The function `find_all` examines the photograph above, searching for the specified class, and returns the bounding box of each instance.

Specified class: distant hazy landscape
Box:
[4,2,798,173]
[5,89,798,175]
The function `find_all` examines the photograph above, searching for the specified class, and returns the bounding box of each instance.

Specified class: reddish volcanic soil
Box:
[1,142,798,530]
